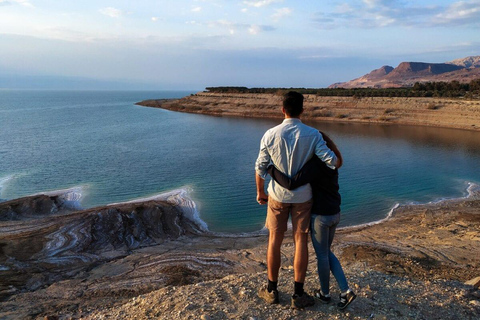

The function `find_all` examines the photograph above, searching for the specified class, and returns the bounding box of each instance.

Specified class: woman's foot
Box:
[313,289,331,304]
[338,289,356,310]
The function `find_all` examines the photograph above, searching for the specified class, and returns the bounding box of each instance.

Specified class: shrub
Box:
[427,103,442,110]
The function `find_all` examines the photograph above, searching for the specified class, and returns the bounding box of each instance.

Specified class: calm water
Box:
[1,90,480,232]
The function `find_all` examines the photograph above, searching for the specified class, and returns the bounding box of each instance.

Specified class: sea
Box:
[1,90,480,233]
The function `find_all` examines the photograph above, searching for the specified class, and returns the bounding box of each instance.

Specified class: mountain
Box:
[448,56,480,68]
[329,56,480,88]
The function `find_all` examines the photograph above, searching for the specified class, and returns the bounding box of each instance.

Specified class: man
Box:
[255,91,338,309]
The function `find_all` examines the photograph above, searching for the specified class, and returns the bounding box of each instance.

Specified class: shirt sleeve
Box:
[268,164,294,189]
[255,133,271,179]
[315,132,338,169]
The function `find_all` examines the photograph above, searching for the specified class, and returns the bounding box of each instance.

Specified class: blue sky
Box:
[1,0,479,90]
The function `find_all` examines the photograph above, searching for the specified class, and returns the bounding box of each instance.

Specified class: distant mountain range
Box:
[329,56,480,88]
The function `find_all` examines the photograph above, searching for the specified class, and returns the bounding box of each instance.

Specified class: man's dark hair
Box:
[283,91,304,117]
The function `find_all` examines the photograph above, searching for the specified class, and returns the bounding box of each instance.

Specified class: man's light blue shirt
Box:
[255,118,337,203]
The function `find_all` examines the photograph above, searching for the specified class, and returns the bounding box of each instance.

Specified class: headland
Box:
[137,92,480,131]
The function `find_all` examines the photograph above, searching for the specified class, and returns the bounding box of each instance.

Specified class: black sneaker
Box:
[338,290,356,310]
[313,289,331,304]
[258,286,279,304]
[291,292,315,309]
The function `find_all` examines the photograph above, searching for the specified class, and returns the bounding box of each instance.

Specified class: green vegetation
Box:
[205,79,480,99]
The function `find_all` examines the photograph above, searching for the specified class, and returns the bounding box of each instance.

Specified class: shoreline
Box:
[339,181,479,232]
[1,180,478,235]
[136,93,480,132]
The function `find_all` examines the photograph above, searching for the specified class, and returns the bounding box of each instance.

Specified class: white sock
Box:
[341,288,352,296]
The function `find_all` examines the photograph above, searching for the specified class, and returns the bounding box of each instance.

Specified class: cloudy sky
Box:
[1,0,479,90]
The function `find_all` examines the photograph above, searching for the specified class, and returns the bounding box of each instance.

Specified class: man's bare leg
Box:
[267,231,285,282]
[257,230,284,304]
[293,231,309,283]
[290,230,315,308]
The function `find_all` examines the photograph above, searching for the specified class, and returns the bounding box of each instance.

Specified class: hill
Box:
[330,56,480,88]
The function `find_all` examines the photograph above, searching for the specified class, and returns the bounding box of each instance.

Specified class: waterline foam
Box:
[0,175,14,200]
[339,181,479,231]
[40,186,86,211]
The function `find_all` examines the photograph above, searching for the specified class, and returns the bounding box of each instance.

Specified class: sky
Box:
[1,0,479,90]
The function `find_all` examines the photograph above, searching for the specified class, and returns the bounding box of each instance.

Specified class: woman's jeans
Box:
[310,213,348,295]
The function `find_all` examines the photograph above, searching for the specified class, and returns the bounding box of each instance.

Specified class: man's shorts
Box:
[266,197,312,234]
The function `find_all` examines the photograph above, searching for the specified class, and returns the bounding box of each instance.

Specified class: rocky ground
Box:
[137,93,480,131]
[1,189,479,319]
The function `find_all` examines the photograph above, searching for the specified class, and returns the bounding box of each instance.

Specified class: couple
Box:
[255,91,356,310]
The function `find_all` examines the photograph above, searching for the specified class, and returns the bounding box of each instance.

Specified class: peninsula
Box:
[137,92,480,131]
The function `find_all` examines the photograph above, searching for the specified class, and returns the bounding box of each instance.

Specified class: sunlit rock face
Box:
[0,193,206,299]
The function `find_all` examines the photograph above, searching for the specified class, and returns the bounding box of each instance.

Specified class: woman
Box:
[267,131,356,310]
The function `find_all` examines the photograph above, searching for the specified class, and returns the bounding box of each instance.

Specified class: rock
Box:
[469,300,480,307]
[465,276,480,288]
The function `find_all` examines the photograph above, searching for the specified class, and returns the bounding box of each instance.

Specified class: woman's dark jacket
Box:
[267,156,340,215]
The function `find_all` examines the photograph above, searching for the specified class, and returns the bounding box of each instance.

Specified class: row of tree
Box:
[205,79,480,99]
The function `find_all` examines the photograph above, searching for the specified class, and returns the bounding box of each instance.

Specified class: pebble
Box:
[184,303,196,310]
[469,300,480,307]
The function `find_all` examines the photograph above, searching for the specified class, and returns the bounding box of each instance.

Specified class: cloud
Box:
[192,6,202,12]
[207,19,237,34]
[207,19,275,35]
[362,0,386,8]
[243,0,282,8]
[248,24,275,35]
[1,0,33,7]
[425,41,480,54]
[272,7,291,21]
[99,7,123,18]
[432,0,480,26]
[312,0,480,29]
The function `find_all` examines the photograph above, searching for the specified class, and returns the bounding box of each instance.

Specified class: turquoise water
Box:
[1,90,480,232]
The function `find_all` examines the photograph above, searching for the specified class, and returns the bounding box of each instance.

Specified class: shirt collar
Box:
[282,118,302,124]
